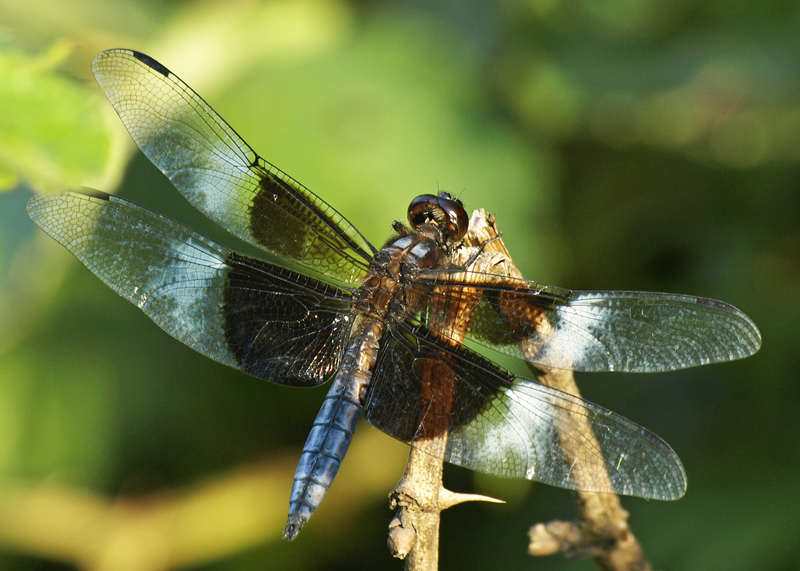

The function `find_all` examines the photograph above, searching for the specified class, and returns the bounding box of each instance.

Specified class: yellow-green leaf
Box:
[0,45,111,193]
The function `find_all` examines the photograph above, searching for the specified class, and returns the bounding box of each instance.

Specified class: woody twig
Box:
[462,209,652,571]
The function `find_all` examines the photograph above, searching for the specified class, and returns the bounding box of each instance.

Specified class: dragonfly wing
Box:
[410,270,761,372]
[28,192,353,386]
[364,322,686,499]
[92,49,374,285]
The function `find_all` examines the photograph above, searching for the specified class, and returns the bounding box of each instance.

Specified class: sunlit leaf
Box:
[0,44,111,192]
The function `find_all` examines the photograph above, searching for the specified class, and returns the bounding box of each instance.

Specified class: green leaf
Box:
[0,44,111,193]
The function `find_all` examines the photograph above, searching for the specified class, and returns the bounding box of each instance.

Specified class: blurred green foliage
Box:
[0,41,110,192]
[0,0,798,570]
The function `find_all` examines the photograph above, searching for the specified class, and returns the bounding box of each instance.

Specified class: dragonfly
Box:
[28,49,762,540]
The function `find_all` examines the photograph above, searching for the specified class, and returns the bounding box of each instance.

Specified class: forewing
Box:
[91,49,374,284]
[410,270,762,372]
[364,323,686,500]
[27,192,353,386]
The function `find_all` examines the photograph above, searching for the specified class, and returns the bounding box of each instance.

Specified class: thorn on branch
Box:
[438,488,505,510]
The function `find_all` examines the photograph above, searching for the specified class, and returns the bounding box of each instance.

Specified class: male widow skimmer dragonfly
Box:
[28,50,761,540]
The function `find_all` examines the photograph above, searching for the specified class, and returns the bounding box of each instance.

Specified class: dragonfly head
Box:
[407,192,469,243]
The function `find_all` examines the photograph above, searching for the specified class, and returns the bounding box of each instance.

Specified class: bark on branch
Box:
[462,209,653,571]
[386,211,511,569]
[388,209,651,570]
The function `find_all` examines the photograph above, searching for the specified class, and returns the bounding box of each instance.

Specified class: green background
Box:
[0,0,797,569]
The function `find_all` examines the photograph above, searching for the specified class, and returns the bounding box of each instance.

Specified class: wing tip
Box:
[27,191,119,233]
[694,296,763,355]
[92,48,126,71]
[130,51,170,77]
[26,194,44,222]
[92,48,171,79]
[81,189,112,201]
[657,459,688,501]
[613,465,686,501]
[652,474,687,501]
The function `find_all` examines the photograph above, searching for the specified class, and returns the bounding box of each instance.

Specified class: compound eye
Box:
[436,194,469,241]
[407,194,439,229]
[407,193,468,241]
